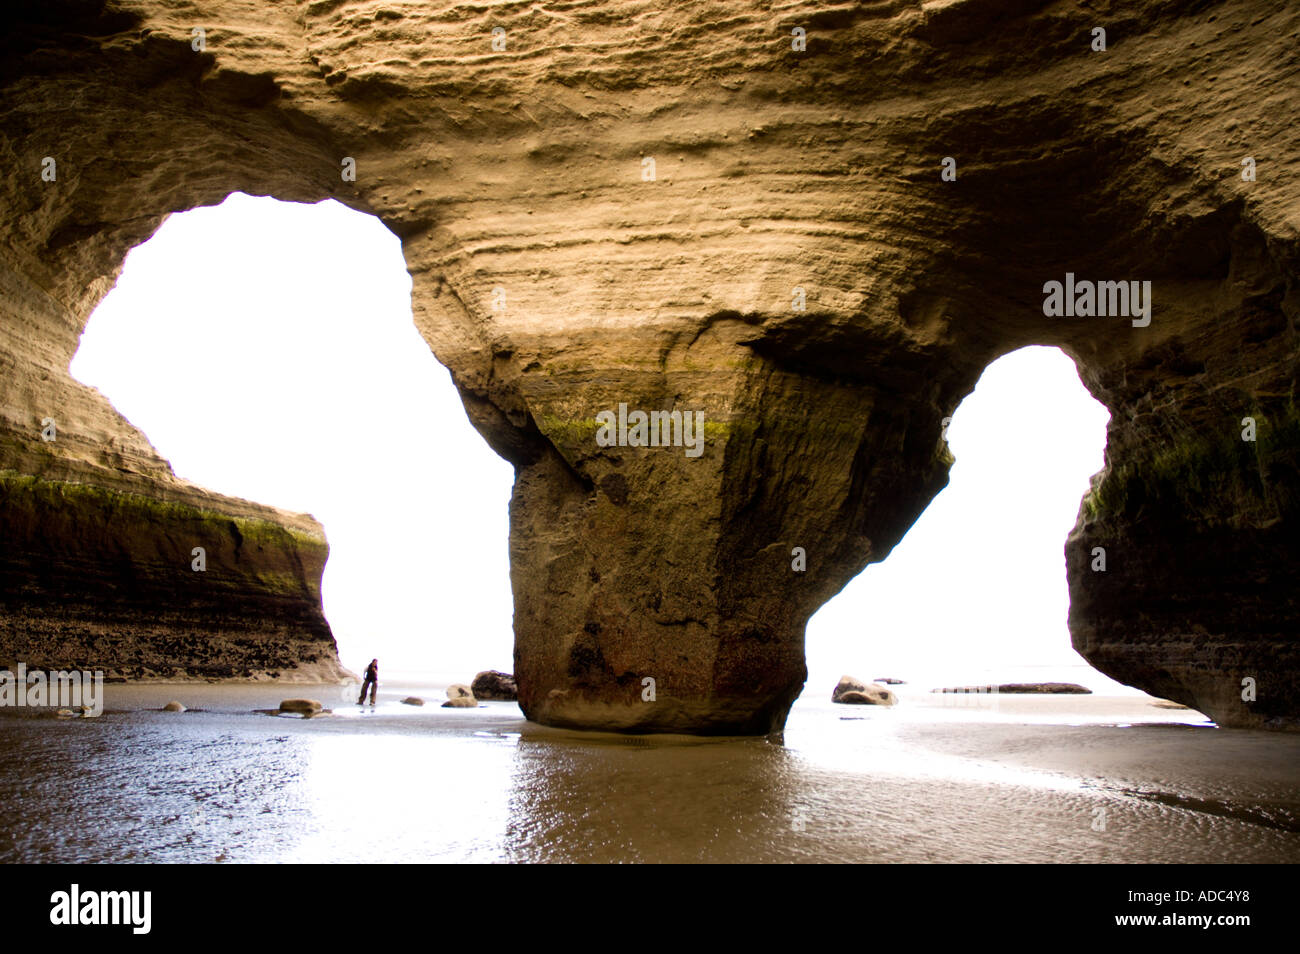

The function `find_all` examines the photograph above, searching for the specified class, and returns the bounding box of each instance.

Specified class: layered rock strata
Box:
[2,0,1297,728]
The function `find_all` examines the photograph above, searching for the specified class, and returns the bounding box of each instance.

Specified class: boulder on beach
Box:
[446,683,474,699]
[831,675,897,706]
[837,689,897,705]
[832,675,867,702]
[401,696,425,707]
[278,698,323,716]
[162,700,186,712]
[441,695,478,708]
[933,683,1091,695]
[471,670,518,701]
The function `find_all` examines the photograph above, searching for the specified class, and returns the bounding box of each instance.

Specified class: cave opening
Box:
[68,192,515,683]
[805,345,1121,696]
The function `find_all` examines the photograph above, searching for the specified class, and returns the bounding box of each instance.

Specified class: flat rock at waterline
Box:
[933,683,1091,695]
[277,698,324,716]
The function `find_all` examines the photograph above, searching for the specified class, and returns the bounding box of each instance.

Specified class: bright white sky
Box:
[71,193,1121,692]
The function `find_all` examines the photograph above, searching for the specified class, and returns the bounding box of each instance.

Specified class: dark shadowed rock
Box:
[471,670,518,701]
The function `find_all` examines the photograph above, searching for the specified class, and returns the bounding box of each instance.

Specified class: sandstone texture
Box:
[2,1,1298,732]
[0,470,346,682]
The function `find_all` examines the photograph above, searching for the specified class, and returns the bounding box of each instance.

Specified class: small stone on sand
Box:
[278,698,323,716]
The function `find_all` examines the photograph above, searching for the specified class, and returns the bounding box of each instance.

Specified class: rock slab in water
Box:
[874,678,906,685]
[401,696,425,706]
[933,683,1092,695]
[831,676,897,706]
[471,670,518,701]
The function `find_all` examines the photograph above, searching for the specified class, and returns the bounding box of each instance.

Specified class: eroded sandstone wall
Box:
[1,0,1296,726]
[0,245,342,681]
[0,2,347,680]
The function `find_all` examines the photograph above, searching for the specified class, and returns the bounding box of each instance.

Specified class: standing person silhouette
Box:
[358,658,378,706]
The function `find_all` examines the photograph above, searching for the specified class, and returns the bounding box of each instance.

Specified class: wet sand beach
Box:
[1,682,1296,864]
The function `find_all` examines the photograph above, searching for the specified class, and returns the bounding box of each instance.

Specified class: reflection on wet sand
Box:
[1,684,1297,863]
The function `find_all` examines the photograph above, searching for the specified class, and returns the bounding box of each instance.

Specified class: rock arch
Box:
[2,0,1296,729]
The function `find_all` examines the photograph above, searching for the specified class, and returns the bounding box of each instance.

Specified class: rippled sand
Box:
[1,684,1296,863]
